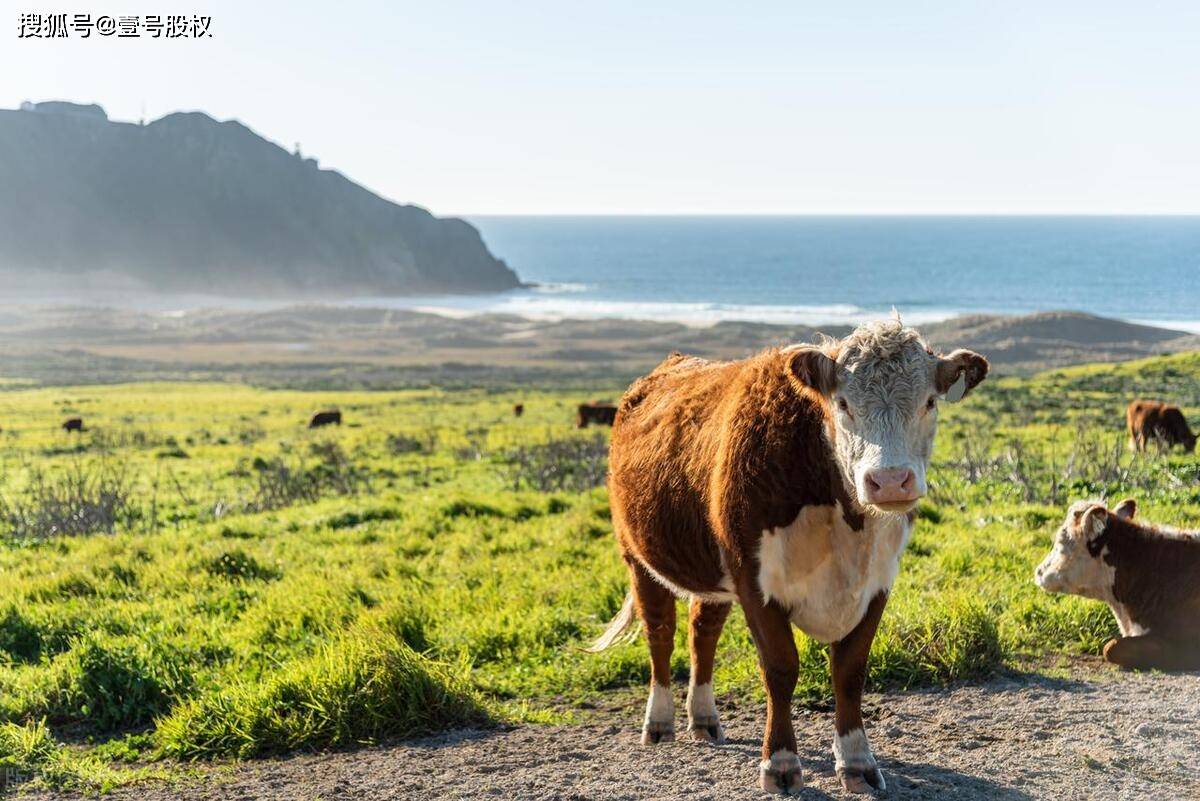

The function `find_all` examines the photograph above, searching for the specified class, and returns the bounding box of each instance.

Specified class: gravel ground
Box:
[25,669,1200,801]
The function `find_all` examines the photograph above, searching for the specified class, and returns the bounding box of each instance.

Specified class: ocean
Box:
[443,216,1200,331]
[13,216,1200,331]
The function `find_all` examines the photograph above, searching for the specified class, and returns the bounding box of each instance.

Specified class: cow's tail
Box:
[583,591,639,652]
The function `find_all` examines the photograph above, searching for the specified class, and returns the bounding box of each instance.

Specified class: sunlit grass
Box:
[0,353,1195,789]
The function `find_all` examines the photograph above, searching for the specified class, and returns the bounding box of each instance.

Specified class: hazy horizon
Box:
[9,0,1200,216]
[4,216,1199,333]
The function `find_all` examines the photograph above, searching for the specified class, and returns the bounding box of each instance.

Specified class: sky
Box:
[6,0,1200,215]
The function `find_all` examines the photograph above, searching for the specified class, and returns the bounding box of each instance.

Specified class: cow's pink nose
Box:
[863,468,919,505]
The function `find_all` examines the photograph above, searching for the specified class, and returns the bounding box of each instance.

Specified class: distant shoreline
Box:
[5,289,1200,335]
[1,305,1197,388]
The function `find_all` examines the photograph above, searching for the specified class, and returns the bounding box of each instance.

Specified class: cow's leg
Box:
[829,591,888,795]
[686,598,730,744]
[737,582,802,795]
[1104,635,1200,671]
[629,559,677,745]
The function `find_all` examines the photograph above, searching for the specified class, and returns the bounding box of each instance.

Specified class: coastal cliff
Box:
[0,102,520,296]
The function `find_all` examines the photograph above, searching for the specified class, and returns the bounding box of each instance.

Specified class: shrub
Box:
[504,435,608,492]
[156,620,484,758]
[324,507,401,530]
[455,427,490,461]
[41,633,195,730]
[386,430,437,455]
[440,499,505,519]
[931,422,1174,508]
[236,425,266,445]
[0,462,135,540]
[871,594,1005,686]
[0,607,43,663]
[244,444,368,513]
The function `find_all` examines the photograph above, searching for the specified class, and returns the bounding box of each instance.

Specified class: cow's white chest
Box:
[1110,602,1148,637]
[757,504,910,644]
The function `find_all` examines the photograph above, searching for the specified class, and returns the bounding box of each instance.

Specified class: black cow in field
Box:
[309,410,342,429]
[577,402,618,429]
[62,417,84,433]
[513,403,525,417]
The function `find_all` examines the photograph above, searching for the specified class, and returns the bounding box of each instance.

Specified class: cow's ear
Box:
[936,349,989,402]
[1079,505,1109,540]
[1113,498,1137,521]
[786,346,838,396]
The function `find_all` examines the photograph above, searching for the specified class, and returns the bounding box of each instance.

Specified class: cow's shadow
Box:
[878,759,1034,800]
[716,734,1032,799]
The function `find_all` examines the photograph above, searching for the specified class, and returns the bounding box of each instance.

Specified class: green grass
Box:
[0,357,1196,790]
[157,611,485,759]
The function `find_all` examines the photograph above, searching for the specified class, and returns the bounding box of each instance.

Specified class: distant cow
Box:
[590,321,988,794]
[308,410,342,429]
[1036,498,1200,671]
[1127,400,1196,452]
[576,402,617,429]
[513,404,525,417]
[62,417,83,433]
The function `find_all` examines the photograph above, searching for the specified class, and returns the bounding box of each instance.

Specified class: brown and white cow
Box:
[1035,498,1200,671]
[1126,400,1196,452]
[589,319,988,795]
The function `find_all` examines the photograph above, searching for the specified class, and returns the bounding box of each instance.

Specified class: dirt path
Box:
[27,669,1200,800]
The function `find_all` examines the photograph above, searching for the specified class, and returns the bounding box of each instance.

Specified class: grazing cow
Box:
[1126,400,1196,452]
[308,410,342,429]
[513,403,525,418]
[590,320,988,795]
[1036,498,1200,671]
[62,417,84,433]
[577,402,617,429]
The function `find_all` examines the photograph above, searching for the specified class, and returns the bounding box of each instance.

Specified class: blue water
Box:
[458,216,1200,329]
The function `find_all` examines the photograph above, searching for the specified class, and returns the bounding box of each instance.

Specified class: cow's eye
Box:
[837,398,852,418]
[925,396,937,412]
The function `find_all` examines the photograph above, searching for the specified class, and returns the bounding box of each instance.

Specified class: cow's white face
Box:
[831,351,937,513]
[1035,499,1134,599]
[788,320,989,515]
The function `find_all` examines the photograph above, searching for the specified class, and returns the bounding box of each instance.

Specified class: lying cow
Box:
[308,410,342,428]
[62,417,84,433]
[1126,399,1196,452]
[1035,498,1200,671]
[590,320,988,794]
[577,402,617,429]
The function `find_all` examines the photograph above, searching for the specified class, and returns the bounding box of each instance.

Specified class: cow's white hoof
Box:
[837,766,886,794]
[687,715,726,744]
[641,683,675,745]
[834,728,886,794]
[641,720,675,745]
[686,683,724,744]
[759,750,803,795]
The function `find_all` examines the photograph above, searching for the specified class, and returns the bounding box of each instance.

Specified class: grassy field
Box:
[0,354,1197,791]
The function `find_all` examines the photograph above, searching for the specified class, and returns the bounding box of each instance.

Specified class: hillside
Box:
[0,306,1196,388]
[0,102,520,296]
